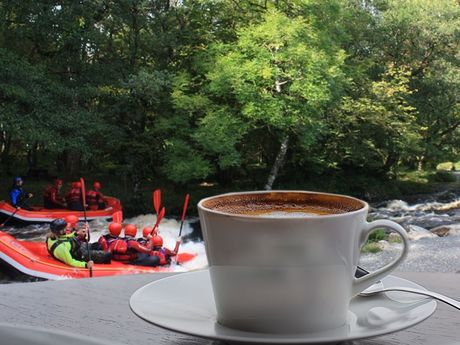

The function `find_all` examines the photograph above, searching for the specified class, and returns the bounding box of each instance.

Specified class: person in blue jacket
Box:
[8,176,33,210]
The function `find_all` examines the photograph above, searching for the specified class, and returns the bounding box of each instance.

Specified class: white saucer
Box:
[130,270,436,344]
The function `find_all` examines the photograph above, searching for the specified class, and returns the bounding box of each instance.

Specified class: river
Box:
[1,189,460,283]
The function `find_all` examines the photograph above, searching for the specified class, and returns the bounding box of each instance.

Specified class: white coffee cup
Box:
[198,190,409,334]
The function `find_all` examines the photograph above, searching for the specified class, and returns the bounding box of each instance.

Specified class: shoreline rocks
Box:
[430,224,460,237]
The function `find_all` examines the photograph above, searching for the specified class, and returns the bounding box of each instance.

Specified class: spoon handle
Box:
[360,287,460,310]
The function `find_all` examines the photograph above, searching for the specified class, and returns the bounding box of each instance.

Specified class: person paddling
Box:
[43,179,66,209]
[8,176,33,210]
[137,227,154,246]
[150,234,182,266]
[46,219,94,269]
[98,222,123,252]
[86,181,107,210]
[67,182,85,211]
[110,224,160,267]
[46,218,110,268]
[64,214,79,234]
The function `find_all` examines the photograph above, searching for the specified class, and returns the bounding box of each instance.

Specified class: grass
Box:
[361,242,382,254]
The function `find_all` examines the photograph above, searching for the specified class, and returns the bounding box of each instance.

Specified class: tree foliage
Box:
[0,0,459,193]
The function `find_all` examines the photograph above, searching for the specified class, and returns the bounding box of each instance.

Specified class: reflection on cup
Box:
[198,190,409,334]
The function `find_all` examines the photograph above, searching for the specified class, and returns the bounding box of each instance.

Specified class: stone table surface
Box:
[0,271,458,345]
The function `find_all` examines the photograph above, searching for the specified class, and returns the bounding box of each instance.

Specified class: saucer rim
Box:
[130,269,437,344]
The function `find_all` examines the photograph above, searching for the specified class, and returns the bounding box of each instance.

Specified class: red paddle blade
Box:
[152,207,165,232]
[112,211,123,223]
[181,194,190,222]
[153,189,161,215]
[176,252,197,264]
[80,178,87,205]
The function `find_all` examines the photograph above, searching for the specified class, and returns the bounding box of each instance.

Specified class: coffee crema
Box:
[201,192,365,216]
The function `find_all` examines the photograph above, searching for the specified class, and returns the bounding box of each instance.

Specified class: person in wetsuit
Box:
[86,181,107,210]
[46,218,111,268]
[8,176,33,210]
[137,227,154,246]
[64,214,79,234]
[43,179,66,209]
[98,222,123,252]
[110,224,159,267]
[150,234,182,266]
[67,182,84,211]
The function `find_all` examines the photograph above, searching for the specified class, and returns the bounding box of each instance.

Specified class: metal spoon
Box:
[359,286,460,310]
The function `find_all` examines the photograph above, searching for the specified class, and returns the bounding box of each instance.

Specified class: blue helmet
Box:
[13,176,23,184]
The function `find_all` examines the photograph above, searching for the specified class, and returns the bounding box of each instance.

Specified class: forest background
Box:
[1,0,459,216]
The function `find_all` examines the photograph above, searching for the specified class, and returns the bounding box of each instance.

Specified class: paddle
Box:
[0,207,21,228]
[172,194,190,265]
[151,207,165,235]
[80,177,92,278]
[178,194,190,237]
[112,210,123,224]
[0,194,33,228]
[153,189,161,216]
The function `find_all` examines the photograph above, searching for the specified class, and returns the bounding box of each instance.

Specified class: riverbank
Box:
[360,236,460,273]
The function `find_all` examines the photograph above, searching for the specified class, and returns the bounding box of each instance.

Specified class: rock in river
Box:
[406,224,438,240]
[430,223,460,237]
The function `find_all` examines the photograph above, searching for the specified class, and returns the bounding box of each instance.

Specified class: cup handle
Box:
[352,219,409,296]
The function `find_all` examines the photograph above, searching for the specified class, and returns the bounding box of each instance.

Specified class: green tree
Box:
[325,65,421,176]
[199,9,346,188]
[372,0,460,168]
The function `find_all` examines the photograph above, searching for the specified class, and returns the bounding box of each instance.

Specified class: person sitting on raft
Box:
[64,215,106,252]
[9,176,33,210]
[98,222,123,252]
[64,215,97,246]
[46,218,111,268]
[64,214,79,234]
[110,224,160,267]
[150,234,182,266]
[86,181,107,210]
[43,179,66,209]
[137,227,154,246]
[67,181,85,211]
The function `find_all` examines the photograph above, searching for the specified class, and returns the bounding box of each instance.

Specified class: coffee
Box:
[201,191,364,216]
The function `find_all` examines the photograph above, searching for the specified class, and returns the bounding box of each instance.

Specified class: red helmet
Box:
[124,224,137,237]
[55,179,63,187]
[74,181,82,189]
[65,215,78,226]
[152,235,163,247]
[108,222,122,237]
[93,181,101,189]
[142,227,154,238]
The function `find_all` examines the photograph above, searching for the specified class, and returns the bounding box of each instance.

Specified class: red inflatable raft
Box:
[0,231,197,280]
[0,197,123,225]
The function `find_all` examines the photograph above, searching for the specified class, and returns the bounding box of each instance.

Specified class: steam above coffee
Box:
[201,191,364,217]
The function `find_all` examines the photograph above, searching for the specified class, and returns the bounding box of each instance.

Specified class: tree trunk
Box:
[57,150,82,178]
[27,142,39,170]
[417,155,425,171]
[0,131,9,159]
[264,135,289,190]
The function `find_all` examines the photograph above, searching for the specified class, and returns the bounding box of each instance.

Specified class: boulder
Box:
[406,224,437,240]
[388,232,402,243]
[430,223,460,237]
